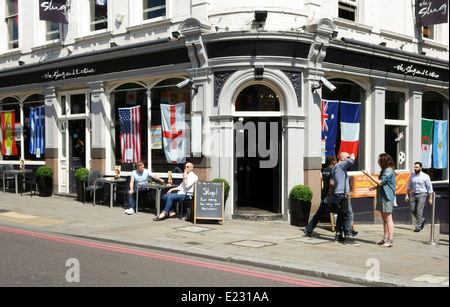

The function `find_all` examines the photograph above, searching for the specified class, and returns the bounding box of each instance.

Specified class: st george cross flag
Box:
[338,101,361,159]
[1,110,18,156]
[119,106,141,163]
[29,106,45,155]
[321,100,339,158]
[421,118,434,168]
[433,120,447,169]
[161,102,186,164]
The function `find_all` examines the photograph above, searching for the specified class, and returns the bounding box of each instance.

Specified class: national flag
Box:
[338,101,361,159]
[421,118,434,168]
[39,0,69,24]
[1,110,18,156]
[433,120,447,169]
[126,90,137,105]
[321,100,339,159]
[161,102,186,164]
[29,106,46,155]
[119,106,141,163]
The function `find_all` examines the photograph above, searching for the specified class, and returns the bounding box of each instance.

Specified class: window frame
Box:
[6,0,19,49]
[142,0,167,21]
[90,0,108,32]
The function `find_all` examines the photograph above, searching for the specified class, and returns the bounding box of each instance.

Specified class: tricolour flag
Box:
[161,102,186,164]
[433,120,448,169]
[29,106,45,155]
[321,100,339,159]
[338,101,361,159]
[1,110,18,156]
[421,118,434,168]
[119,106,141,163]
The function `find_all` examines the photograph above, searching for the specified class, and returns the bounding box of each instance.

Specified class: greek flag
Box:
[29,106,45,155]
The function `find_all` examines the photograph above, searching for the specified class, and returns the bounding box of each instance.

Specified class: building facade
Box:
[1,1,448,223]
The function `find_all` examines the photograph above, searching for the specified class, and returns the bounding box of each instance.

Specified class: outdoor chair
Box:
[0,164,16,192]
[83,171,104,204]
[21,169,37,197]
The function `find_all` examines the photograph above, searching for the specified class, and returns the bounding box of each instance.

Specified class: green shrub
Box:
[289,184,313,202]
[75,168,89,181]
[36,165,53,178]
[212,178,230,200]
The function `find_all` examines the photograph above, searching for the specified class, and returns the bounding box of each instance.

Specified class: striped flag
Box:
[29,106,45,155]
[1,110,18,156]
[433,120,447,169]
[421,118,434,169]
[119,106,141,163]
[338,101,361,159]
[161,102,186,164]
[321,100,339,158]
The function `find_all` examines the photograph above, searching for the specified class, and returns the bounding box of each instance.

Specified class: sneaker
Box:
[414,227,421,232]
[303,228,313,237]
[126,208,135,215]
[334,232,344,242]
[343,236,359,246]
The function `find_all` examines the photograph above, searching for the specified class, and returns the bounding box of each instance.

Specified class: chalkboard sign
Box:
[193,181,224,225]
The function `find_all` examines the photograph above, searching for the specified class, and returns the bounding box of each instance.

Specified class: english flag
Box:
[421,118,434,169]
[338,101,361,159]
[119,106,141,163]
[321,100,339,158]
[161,102,186,164]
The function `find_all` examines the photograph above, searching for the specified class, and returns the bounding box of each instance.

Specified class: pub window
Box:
[235,85,280,112]
[91,0,108,31]
[143,0,166,20]
[46,21,60,41]
[384,91,407,170]
[422,26,435,40]
[6,0,19,49]
[338,0,357,22]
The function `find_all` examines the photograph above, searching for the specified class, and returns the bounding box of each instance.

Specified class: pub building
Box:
[0,1,448,224]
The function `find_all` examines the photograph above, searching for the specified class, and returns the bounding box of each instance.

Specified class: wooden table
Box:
[93,177,127,208]
[136,183,177,215]
[2,169,33,195]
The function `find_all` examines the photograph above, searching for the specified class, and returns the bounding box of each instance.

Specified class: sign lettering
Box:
[42,68,96,80]
[393,63,440,79]
[416,0,448,26]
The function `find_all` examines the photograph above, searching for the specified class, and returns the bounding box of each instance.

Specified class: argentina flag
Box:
[29,106,45,155]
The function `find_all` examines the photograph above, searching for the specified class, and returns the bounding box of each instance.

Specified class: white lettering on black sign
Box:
[42,68,97,80]
[393,63,440,79]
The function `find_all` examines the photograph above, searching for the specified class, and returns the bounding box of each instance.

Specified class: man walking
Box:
[329,152,358,246]
[405,162,434,232]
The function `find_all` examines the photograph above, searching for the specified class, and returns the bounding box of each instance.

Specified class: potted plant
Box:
[212,178,230,202]
[75,168,89,201]
[289,184,313,227]
[36,165,53,197]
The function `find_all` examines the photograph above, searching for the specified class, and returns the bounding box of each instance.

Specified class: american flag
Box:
[119,106,141,163]
[29,106,45,155]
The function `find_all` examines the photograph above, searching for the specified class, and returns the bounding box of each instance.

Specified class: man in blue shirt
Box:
[125,161,165,215]
[405,162,434,232]
[329,152,358,246]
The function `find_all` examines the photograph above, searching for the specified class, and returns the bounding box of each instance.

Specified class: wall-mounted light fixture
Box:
[177,78,198,93]
[171,31,181,39]
[255,65,264,81]
[254,10,268,31]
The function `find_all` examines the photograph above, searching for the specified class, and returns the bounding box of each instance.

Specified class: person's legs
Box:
[127,186,138,212]
[161,193,185,216]
[304,201,328,235]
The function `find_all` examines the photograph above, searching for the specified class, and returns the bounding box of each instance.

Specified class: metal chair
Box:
[0,164,16,192]
[177,193,194,221]
[113,176,131,208]
[83,171,104,204]
[21,169,37,197]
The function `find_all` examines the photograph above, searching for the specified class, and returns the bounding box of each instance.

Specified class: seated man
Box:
[154,162,198,221]
[126,161,164,215]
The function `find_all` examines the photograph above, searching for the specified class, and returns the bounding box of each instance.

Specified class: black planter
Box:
[76,180,85,202]
[37,177,53,197]
[290,200,311,227]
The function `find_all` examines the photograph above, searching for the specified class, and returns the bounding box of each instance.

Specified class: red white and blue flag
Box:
[338,101,361,158]
[29,106,45,155]
[161,102,186,164]
[119,106,141,163]
[321,100,339,158]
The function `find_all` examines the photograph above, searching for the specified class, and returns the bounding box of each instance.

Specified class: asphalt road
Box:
[0,225,362,293]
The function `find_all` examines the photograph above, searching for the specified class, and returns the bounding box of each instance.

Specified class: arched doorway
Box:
[233,84,282,214]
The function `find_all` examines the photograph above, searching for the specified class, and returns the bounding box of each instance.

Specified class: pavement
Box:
[0,191,448,287]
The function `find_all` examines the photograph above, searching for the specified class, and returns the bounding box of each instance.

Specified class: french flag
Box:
[338,101,361,159]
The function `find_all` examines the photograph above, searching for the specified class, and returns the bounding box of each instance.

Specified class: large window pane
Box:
[91,0,108,31]
[143,0,166,20]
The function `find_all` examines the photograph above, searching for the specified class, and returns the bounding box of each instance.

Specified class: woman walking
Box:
[362,153,396,247]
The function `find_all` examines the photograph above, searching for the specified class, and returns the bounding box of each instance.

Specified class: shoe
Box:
[421,218,426,230]
[124,208,132,214]
[343,236,359,246]
[377,240,386,245]
[168,211,177,218]
[334,232,344,242]
[352,230,358,237]
[414,227,421,232]
[303,228,312,237]
[153,215,166,221]
[380,242,393,248]
[126,208,134,215]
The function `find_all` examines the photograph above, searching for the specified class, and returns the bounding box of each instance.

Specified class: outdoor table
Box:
[2,169,33,195]
[136,183,177,215]
[93,177,127,208]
